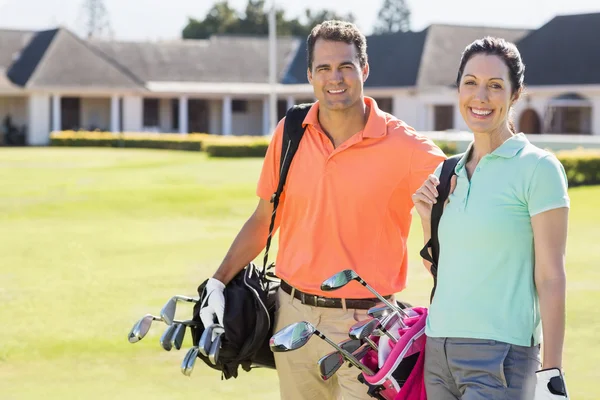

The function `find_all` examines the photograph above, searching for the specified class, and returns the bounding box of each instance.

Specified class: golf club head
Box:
[349,318,381,340]
[338,338,362,354]
[270,321,315,352]
[199,324,224,357]
[172,323,186,350]
[318,351,345,381]
[320,269,359,291]
[160,324,177,351]
[208,333,222,365]
[181,347,199,376]
[381,312,401,329]
[351,342,371,363]
[160,296,199,326]
[368,303,394,320]
[160,298,177,326]
[128,314,157,343]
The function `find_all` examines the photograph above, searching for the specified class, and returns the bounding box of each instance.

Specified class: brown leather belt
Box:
[279,280,391,310]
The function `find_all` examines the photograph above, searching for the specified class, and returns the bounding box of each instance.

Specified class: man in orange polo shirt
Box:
[200,20,445,399]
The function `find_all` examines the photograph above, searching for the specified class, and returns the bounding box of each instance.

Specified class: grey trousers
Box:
[424,336,541,400]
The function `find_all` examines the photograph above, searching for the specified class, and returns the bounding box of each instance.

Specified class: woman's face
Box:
[458,54,516,135]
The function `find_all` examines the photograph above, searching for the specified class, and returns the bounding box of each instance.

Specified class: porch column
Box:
[262,97,270,135]
[593,97,600,136]
[222,96,232,136]
[179,96,188,134]
[286,96,295,112]
[110,95,120,133]
[122,96,142,132]
[52,94,61,132]
[28,94,51,145]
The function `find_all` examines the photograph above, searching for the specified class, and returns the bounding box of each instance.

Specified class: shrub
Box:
[556,149,600,187]
[203,137,271,158]
[49,131,209,151]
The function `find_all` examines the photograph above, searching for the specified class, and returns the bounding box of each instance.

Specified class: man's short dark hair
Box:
[307,20,368,70]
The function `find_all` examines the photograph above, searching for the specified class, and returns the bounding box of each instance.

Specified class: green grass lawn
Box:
[0,147,597,399]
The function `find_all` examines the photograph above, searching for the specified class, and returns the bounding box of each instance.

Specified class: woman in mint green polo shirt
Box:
[412,37,570,399]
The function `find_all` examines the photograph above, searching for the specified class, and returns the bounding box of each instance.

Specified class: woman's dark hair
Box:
[456,37,525,133]
[307,20,368,71]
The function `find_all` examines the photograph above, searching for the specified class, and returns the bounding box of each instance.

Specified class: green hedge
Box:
[557,151,600,186]
[204,142,269,157]
[50,137,203,151]
[50,131,207,151]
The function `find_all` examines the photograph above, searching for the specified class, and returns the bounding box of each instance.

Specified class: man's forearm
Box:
[212,215,271,285]
[537,276,566,369]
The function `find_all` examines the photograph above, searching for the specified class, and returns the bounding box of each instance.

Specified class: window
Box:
[373,98,393,114]
[61,97,80,130]
[434,105,454,131]
[171,99,179,130]
[143,98,160,127]
[232,100,248,113]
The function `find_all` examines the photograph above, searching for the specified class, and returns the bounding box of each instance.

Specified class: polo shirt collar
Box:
[456,133,529,173]
[302,96,388,138]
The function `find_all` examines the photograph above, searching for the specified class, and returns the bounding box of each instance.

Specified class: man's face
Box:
[307,39,369,112]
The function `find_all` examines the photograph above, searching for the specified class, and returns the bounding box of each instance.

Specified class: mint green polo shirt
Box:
[425,133,570,346]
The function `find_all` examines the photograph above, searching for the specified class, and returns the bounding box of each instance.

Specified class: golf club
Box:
[368,303,394,320]
[270,321,374,375]
[369,302,419,319]
[348,319,380,350]
[318,351,344,381]
[159,324,177,351]
[208,332,222,365]
[318,341,373,380]
[339,338,362,354]
[172,323,186,350]
[181,346,199,376]
[160,295,199,326]
[128,314,199,344]
[199,323,224,357]
[321,270,410,321]
[317,339,362,381]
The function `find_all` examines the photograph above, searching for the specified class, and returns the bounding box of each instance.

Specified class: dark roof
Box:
[417,24,530,88]
[366,30,427,87]
[7,29,57,86]
[91,35,301,83]
[517,13,600,86]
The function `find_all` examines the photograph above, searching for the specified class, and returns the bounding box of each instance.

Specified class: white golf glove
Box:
[534,368,568,399]
[199,278,226,328]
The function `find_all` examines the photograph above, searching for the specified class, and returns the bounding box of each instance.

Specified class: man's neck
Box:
[318,100,369,148]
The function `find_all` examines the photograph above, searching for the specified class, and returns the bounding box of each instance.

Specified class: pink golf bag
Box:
[357,307,428,400]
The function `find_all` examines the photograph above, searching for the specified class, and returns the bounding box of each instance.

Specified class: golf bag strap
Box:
[419,153,462,302]
[261,103,313,276]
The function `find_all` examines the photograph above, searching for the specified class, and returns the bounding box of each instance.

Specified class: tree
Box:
[182,0,357,39]
[78,0,113,39]
[182,1,239,39]
[374,0,411,34]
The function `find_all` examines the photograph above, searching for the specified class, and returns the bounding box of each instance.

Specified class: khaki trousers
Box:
[272,289,375,400]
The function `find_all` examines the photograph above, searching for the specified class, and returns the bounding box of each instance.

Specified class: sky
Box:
[0,0,597,41]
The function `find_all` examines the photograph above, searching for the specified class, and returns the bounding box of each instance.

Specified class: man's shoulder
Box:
[384,116,439,149]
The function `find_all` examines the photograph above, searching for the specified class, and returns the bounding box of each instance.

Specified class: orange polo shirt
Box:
[257,97,446,298]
